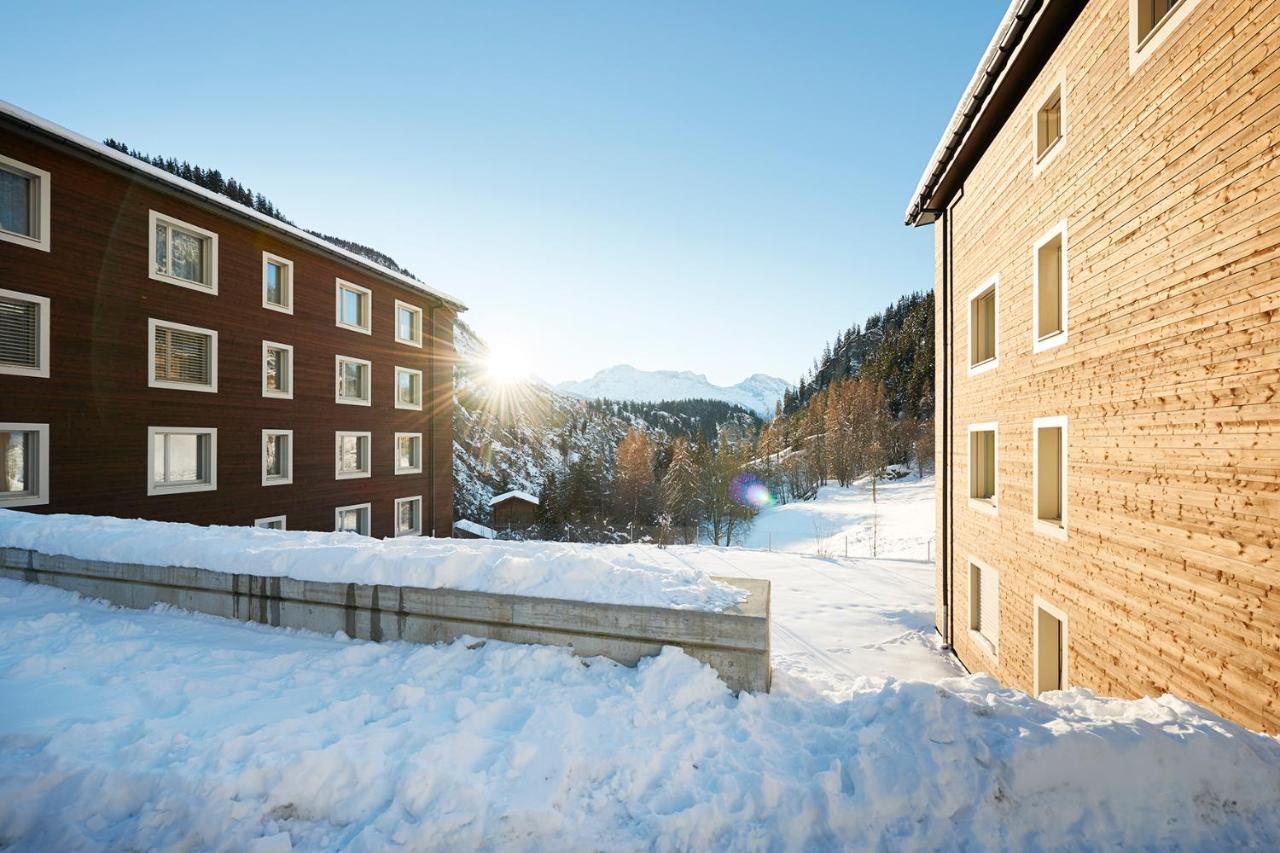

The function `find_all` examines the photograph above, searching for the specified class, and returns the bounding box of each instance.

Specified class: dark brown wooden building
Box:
[489,491,539,532]
[0,101,461,539]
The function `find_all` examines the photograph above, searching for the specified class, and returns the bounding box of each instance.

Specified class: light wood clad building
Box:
[906,0,1280,732]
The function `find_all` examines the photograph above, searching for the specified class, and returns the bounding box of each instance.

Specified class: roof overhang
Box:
[0,99,467,311]
[904,0,1084,227]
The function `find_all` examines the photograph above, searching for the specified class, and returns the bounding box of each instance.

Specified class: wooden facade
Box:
[490,493,540,531]
[910,0,1280,731]
[0,107,459,540]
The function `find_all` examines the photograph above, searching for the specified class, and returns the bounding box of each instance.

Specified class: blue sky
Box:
[4,1,1004,387]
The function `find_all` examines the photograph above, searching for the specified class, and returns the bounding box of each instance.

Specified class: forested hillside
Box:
[102,139,416,277]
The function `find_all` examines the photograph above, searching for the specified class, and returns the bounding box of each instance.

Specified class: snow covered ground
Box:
[3,477,1280,849]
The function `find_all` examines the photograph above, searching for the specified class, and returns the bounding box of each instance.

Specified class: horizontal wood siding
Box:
[938,0,1280,731]
[0,123,457,541]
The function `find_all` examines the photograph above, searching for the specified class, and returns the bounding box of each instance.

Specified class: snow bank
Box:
[2,580,1278,850]
[0,510,745,612]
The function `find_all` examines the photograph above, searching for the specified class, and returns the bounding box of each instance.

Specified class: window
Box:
[262,252,294,314]
[1130,0,1201,70]
[1034,598,1069,695]
[395,366,423,410]
[255,515,287,530]
[0,287,50,378]
[148,427,216,495]
[262,429,293,486]
[0,423,49,508]
[335,431,372,479]
[335,503,371,536]
[395,496,423,537]
[0,153,51,251]
[395,432,423,474]
[968,276,998,374]
[149,319,217,392]
[335,279,371,334]
[262,341,294,399]
[1034,223,1068,351]
[395,300,423,347]
[969,560,999,655]
[968,424,997,511]
[149,210,218,293]
[335,355,372,405]
[1033,80,1064,171]
[1033,416,1068,537]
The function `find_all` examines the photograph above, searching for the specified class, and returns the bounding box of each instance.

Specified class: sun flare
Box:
[484,344,528,385]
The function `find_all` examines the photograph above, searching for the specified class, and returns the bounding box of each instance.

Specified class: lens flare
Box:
[731,474,772,509]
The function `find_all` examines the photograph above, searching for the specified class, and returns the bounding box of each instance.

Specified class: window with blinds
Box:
[0,293,41,373]
[970,562,999,652]
[969,278,997,372]
[150,320,216,391]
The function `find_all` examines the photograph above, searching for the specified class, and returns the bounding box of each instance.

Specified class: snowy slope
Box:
[4,579,1280,849]
[556,364,789,417]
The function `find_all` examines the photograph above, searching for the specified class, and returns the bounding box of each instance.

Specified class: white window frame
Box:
[394,495,423,537]
[255,515,287,530]
[262,251,294,314]
[335,279,372,334]
[335,430,372,480]
[1032,220,1069,353]
[335,355,372,406]
[148,210,218,293]
[1129,0,1202,73]
[261,341,294,399]
[148,318,218,393]
[967,275,999,376]
[146,426,217,496]
[335,502,372,536]
[394,300,424,347]
[394,366,424,411]
[0,287,51,378]
[1032,415,1069,540]
[0,422,50,508]
[261,429,293,487]
[0,153,51,252]
[967,422,998,516]
[1031,71,1066,176]
[1033,596,1070,695]
[395,431,423,475]
[968,557,999,659]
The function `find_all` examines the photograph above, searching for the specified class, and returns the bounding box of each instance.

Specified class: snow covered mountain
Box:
[556,366,789,418]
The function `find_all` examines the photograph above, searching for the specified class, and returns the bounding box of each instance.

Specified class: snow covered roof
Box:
[488,490,540,507]
[454,519,496,539]
[0,99,466,311]
[904,0,1078,226]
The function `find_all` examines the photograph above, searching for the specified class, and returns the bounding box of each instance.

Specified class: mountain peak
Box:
[555,365,790,418]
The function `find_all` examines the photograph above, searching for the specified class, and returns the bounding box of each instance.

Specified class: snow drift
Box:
[0,510,745,612]
[1,580,1278,850]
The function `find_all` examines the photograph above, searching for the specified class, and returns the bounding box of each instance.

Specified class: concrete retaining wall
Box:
[0,547,771,693]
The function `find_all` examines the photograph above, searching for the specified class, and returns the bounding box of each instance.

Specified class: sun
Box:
[484,343,528,386]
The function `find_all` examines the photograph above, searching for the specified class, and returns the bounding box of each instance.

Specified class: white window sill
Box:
[968,358,998,377]
[1033,519,1068,541]
[395,335,423,348]
[395,466,424,476]
[263,301,294,316]
[395,400,423,411]
[149,269,216,294]
[148,481,216,497]
[968,498,998,517]
[0,493,49,508]
[336,470,372,481]
[1033,331,1067,353]
[1032,137,1064,177]
[0,228,49,252]
[262,476,293,487]
[336,396,372,407]
[149,379,218,394]
[968,629,998,662]
[336,322,372,336]
[263,389,293,400]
